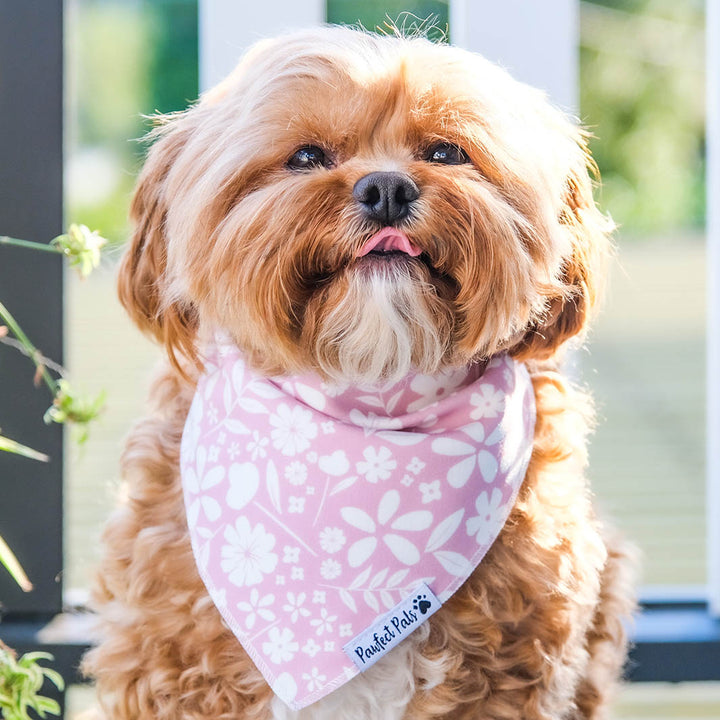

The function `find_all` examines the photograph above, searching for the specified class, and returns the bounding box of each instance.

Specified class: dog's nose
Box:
[353,172,420,225]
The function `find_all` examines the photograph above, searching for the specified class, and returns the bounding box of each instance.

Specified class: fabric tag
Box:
[343,583,441,670]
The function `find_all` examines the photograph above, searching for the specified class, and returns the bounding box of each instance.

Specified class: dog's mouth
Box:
[306,226,454,293]
[350,227,456,293]
[357,227,422,258]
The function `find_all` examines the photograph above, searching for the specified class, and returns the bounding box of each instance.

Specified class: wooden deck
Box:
[587,234,706,587]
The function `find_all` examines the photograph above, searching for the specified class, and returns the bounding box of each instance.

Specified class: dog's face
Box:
[120,27,610,383]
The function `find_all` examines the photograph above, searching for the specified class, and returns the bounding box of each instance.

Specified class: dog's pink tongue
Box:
[357,227,422,257]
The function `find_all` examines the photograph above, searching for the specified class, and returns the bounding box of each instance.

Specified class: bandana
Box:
[180,339,535,710]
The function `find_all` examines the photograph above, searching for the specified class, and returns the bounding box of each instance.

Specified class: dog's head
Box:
[119,26,611,383]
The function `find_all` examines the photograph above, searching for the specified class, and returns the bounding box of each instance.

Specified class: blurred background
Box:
[63,0,711,714]
[65,0,707,590]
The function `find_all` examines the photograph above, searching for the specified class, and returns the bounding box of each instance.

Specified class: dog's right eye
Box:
[286,145,331,171]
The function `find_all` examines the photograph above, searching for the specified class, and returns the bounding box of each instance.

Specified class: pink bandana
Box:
[180,340,535,710]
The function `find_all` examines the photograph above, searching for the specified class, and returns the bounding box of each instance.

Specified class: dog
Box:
[83,26,635,720]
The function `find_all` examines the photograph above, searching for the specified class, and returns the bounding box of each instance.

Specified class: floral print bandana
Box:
[180,339,536,710]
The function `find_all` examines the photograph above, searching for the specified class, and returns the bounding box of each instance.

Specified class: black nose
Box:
[353,171,420,225]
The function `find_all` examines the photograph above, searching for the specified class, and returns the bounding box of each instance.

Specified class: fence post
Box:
[449,0,578,111]
[199,0,325,91]
[0,0,65,713]
[0,0,65,615]
[707,0,720,617]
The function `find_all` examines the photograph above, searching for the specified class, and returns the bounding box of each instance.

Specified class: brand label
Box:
[343,583,441,671]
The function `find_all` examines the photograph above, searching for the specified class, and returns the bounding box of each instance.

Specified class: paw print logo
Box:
[412,594,432,615]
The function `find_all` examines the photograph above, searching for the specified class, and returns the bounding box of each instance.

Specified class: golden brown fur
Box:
[85,26,635,719]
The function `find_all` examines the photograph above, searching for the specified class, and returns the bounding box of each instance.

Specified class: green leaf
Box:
[39,669,64,692]
[0,533,33,591]
[0,648,63,719]
[0,434,49,462]
[34,695,61,717]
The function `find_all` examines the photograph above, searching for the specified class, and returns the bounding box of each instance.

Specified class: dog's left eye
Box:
[425,142,470,165]
[287,145,332,171]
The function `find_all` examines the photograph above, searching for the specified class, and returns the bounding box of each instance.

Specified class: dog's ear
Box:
[512,146,612,361]
[117,116,200,373]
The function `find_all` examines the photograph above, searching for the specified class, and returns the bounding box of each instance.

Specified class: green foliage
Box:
[327,0,449,41]
[43,379,106,445]
[0,646,64,720]
[51,224,107,278]
[0,226,108,590]
[68,1,154,147]
[146,0,199,115]
[67,0,199,248]
[0,230,108,454]
[580,0,705,234]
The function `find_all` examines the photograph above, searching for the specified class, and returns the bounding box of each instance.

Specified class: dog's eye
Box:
[425,142,470,165]
[287,145,332,171]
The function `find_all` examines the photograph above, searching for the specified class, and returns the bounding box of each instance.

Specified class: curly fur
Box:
[84,26,636,720]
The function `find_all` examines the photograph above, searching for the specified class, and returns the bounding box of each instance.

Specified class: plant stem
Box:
[0,300,58,396]
[0,235,60,254]
[0,532,33,592]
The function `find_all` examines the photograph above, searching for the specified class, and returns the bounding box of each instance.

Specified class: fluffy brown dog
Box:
[84,26,635,720]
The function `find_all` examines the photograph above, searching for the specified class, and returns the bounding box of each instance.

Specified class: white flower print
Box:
[207,403,219,425]
[291,566,304,580]
[319,527,346,554]
[276,575,286,585]
[321,421,336,434]
[208,445,220,463]
[341,489,433,567]
[319,380,348,397]
[246,430,269,460]
[323,641,335,652]
[470,384,505,420]
[288,496,306,513]
[228,442,241,460]
[312,590,326,604]
[466,487,506,546]
[355,446,396,483]
[220,518,277,587]
[406,456,426,475]
[236,588,275,630]
[283,546,300,564]
[217,430,227,446]
[401,474,414,487]
[320,559,341,580]
[284,461,307,486]
[283,592,311,623]
[184,446,224,525]
[311,608,337,636]
[407,368,468,412]
[431,424,498,488]
[262,627,298,664]
[270,403,317,456]
[302,667,327,692]
[419,480,441,504]
[339,623,353,638]
[302,638,321,657]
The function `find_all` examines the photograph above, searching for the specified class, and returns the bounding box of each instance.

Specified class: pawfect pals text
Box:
[344,584,441,671]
